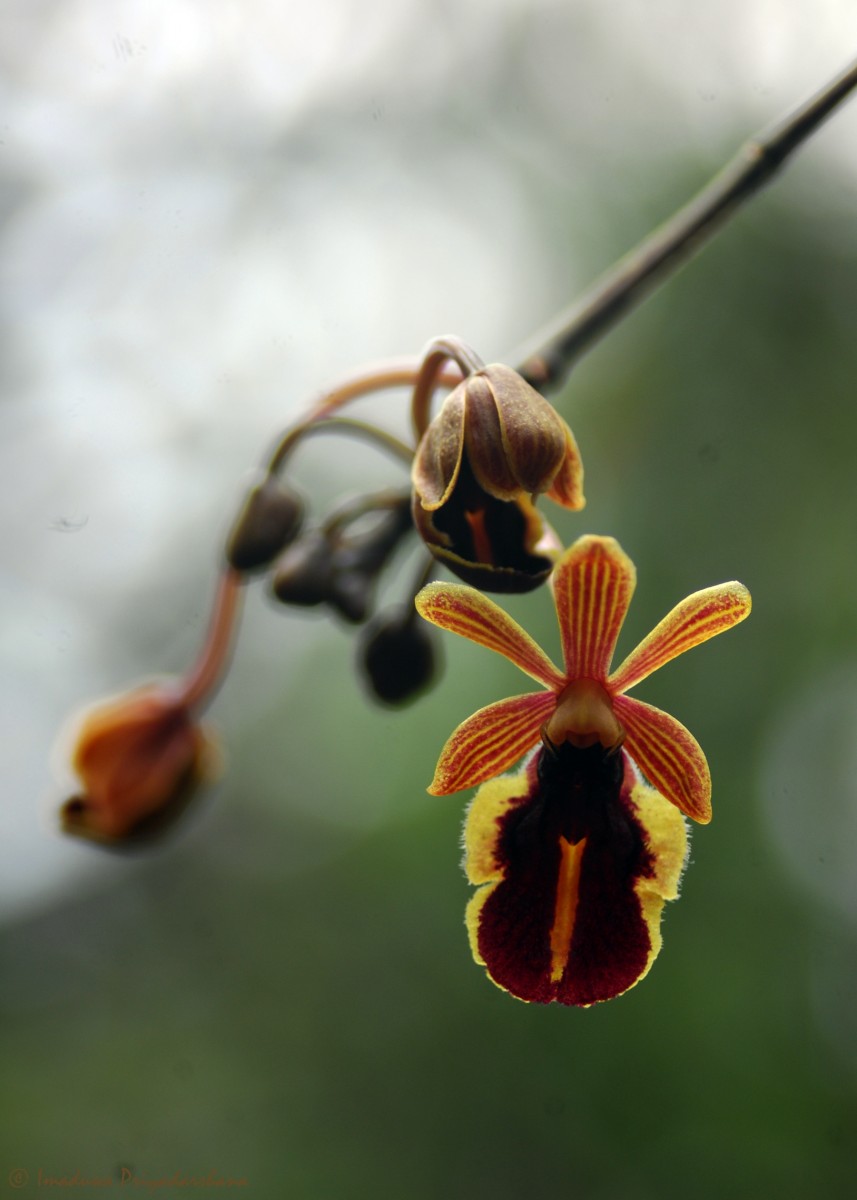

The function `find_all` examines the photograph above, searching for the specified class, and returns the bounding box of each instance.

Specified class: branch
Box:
[517,56,857,393]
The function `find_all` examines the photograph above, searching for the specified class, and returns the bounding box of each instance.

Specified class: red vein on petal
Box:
[614,695,712,823]
[554,537,636,679]
[416,583,564,688]
[429,691,553,795]
[610,582,751,694]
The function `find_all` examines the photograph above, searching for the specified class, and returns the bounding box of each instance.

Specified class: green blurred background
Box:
[2,2,857,1197]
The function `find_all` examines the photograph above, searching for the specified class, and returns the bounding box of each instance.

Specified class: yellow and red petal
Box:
[463,757,566,1004]
[428,690,554,795]
[552,536,636,681]
[464,771,536,884]
[631,771,689,970]
[464,744,687,1006]
[613,694,712,823]
[608,581,751,695]
[415,582,565,688]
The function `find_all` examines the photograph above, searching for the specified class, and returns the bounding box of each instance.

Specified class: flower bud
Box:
[270,530,335,608]
[358,608,439,705]
[412,364,584,592]
[269,527,376,624]
[226,474,305,572]
[58,683,218,846]
[328,570,375,624]
[271,499,413,624]
[411,481,561,594]
[413,364,583,510]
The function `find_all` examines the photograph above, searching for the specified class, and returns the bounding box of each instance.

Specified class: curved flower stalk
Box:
[416,534,751,1005]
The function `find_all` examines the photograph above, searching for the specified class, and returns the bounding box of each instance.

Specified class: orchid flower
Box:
[416,534,751,1005]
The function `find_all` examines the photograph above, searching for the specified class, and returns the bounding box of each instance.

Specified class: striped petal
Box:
[428,690,554,795]
[613,694,712,823]
[552,536,636,680]
[609,581,751,695]
[415,582,565,689]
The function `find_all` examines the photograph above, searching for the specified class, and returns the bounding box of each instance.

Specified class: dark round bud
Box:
[323,496,413,624]
[333,497,413,577]
[328,571,374,624]
[270,530,334,607]
[358,608,439,706]
[227,475,305,572]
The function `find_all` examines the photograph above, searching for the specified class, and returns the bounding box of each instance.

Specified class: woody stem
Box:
[516,55,857,393]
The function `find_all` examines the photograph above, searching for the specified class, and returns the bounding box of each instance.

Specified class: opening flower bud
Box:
[412,364,584,592]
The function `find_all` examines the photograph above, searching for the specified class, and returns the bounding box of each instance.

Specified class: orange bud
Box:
[59,683,218,845]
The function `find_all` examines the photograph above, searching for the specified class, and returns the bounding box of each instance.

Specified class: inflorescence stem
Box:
[410,336,487,439]
[267,357,463,476]
[268,415,417,474]
[177,567,245,711]
[322,487,411,535]
[516,55,857,393]
[188,59,857,719]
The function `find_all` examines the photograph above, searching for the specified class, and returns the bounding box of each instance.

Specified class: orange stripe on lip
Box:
[464,508,494,567]
[549,835,587,981]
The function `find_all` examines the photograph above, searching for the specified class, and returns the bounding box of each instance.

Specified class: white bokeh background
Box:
[2,0,856,968]
[2,4,857,1194]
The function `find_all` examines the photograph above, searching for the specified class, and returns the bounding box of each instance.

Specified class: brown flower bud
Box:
[59,683,219,846]
[271,498,412,624]
[413,364,584,510]
[358,607,439,705]
[411,364,583,592]
[326,498,412,622]
[226,473,305,573]
[270,530,334,609]
[327,570,375,624]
